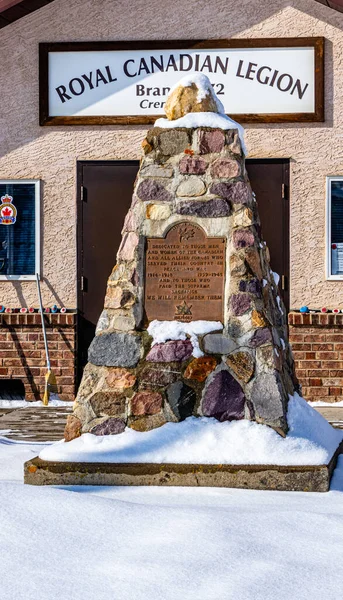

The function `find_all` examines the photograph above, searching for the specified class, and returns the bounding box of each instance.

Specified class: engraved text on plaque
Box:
[144,222,225,322]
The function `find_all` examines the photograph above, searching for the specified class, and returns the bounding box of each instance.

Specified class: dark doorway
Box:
[247,159,290,312]
[77,158,289,380]
[77,161,139,379]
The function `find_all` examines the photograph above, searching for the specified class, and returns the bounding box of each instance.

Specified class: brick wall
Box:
[0,313,77,401]
[289,312,343,403]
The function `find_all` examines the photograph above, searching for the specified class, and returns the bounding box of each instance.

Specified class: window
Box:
[0,180,40,280]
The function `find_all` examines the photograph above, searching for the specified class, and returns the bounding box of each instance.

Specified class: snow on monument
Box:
[66,74,299,441]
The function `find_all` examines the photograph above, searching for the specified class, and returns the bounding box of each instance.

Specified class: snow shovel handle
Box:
[36,273,50,371]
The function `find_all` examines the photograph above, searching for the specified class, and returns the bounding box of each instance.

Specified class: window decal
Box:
[0,195,17,225]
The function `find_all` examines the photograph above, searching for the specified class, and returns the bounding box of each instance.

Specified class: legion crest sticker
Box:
[0,195,17,225]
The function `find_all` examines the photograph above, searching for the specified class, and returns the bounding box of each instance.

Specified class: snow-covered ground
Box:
[0,412,343,600]
[1,429,343,600]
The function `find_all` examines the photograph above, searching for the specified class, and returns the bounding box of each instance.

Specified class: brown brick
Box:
[312,343,334,351]
[0,367,8,375]
[307,387,329,396]
[291,343,312,351]
[298,361,321,369]
[329,387,342,395]
[304,334,326,342]
[309,378,322,386]
[329,370,343,377]
[293,351,306,360]
[322,361,343,369]
[305,352,316,359]
[316,351,339,360]
[289,333,304,342]
[28,333,39,341]
[326,334,343,342]
[307,369,329,377]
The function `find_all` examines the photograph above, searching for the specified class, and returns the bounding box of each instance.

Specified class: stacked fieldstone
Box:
[66,91,299,441]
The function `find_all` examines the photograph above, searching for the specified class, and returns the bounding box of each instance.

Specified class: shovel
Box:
[36,273,58,405]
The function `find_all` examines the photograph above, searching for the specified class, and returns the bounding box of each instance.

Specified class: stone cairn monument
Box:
[65,75,299,442]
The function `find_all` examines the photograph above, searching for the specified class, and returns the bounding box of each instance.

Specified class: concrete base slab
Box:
[24,443,343,491]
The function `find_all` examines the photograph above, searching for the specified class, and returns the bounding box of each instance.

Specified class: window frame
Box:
[0,179,40,281]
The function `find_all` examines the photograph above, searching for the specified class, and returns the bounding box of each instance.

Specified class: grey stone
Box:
[140,165,173,178]
[89,391,126,418]
[176,197,230,217]
[88,333,141,368]
[176,176,206,197]
[165,381,196,421]
[202,333,237,355]
[137,179,173,202]
[251,373,287,431]
[159,130,190,155]
[140,366,180,387]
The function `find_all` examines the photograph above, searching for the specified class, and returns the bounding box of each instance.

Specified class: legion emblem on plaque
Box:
[0,195,17,225]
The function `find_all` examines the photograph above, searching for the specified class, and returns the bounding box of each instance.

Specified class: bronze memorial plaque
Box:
[145,222,226,322]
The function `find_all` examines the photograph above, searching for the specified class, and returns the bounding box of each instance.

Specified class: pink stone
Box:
[130,391,163,416]
[146,339,193,362]
[233,229,255,249]
[230,294,252,316]
[211,158,241,179]
[199,130,225,154]
[179,156,208,175]
[118,232,139,261]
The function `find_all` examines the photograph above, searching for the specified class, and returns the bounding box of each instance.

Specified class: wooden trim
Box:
[0,0,55,29]
[39,37,325,126]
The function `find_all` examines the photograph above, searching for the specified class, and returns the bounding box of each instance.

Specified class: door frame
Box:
[246,158,290,312]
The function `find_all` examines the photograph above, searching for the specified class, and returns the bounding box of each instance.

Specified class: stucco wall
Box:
[0,0,343,308]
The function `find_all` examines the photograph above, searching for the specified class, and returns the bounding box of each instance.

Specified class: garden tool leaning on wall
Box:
[36,273,58,405]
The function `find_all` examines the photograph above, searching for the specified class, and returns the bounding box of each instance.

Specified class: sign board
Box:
[144,222,225,323]
[39,38,324,125]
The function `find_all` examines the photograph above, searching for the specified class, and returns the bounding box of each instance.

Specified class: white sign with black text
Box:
[47,46,316,117]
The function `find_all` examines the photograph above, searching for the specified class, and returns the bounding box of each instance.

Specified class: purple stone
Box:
[199,130,225,154]
[249,328,273,347]
[137,179,172,202]
[230,293,252,316]
[239,278,261,295]
[210,181,252,205]
[202,369,245,421]
[91,418,126,436]
[179,156,208,175]
[233,229,255,249]
[176,198,230,217]
[146,339,193,362]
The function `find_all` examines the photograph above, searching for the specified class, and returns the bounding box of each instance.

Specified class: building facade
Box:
[1,0,343,402]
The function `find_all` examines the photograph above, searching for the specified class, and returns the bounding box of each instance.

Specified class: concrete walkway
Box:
[0,404,342,443]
